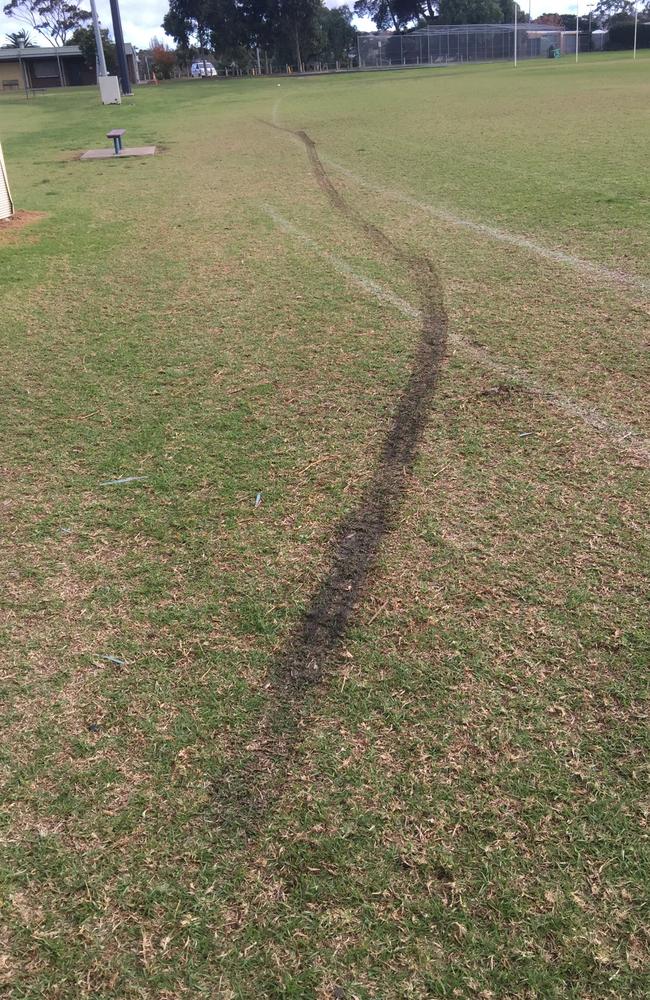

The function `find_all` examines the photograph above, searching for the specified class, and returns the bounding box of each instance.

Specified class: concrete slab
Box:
[80,146,156,161]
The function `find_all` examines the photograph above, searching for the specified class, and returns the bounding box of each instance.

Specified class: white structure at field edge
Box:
[0,143,13,221]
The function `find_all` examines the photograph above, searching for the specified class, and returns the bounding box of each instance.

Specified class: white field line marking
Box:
[272,95,284,127]
[323,158,650,297]
[264,205,649,463]
[269,97,649,296]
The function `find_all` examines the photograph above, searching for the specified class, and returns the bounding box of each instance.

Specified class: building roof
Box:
[0,43,135,62]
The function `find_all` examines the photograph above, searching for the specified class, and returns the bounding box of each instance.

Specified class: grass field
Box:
[1,54,649,998]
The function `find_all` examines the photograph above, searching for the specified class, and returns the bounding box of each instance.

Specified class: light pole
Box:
[633,7,638,60]
[109,0,133,95]
[89,0,108,77]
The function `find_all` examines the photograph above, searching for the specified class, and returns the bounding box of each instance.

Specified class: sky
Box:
[0,1,584,52]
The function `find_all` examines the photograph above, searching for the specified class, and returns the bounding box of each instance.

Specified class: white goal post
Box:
[0,142,14,221]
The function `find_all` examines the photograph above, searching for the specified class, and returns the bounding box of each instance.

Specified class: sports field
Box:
[1,55,649,997]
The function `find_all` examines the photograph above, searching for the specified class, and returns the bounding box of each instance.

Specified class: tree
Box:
[437,0,527,22]
[68,24,116,72]
[533,13,562,26]
[150,36,178,78]
[497,0,528,21]
[162,0,212,75]
[163,0,331,72]
[317,5,356,64]
[438,0,504,23]
[607,15,650,47]
[558,13,592,29]
[5,27,33,44]
[277,0,322,68]
[353,0,425,32]
[3,0,90,46]
[163,0,211,54]
[592,0,643,27]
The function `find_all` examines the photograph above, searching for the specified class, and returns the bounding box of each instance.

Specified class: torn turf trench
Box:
[275,127,448,685]
[214,127,448,829]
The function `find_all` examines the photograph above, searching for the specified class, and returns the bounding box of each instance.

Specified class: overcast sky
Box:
[0,1,579,51]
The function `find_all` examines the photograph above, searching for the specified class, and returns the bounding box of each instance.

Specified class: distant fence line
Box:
[357,24,597,69]
[139,22,646,81]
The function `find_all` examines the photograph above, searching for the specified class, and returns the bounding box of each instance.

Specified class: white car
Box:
[191,61,217,78]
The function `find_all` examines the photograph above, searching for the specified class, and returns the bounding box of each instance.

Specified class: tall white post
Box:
[576,3,579,62]
[89,0,108,77]
[633,9,638,60]
[514,5,518,67]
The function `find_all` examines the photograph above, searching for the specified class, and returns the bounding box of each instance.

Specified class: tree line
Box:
[162,1,357,72]
[2,0,647,67]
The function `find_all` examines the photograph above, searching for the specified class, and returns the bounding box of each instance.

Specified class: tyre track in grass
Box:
[271,125,448,684]
[214,125,448,831]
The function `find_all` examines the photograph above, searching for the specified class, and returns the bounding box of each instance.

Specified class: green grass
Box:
[1,55,649,998]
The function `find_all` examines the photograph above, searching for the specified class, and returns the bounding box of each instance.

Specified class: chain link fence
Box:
[357,25,592,69]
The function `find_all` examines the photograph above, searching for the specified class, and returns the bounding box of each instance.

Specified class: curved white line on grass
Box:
[267,101,648,296]
[322,159,650,298]
[264,205,649,463]
[272,95,283,127]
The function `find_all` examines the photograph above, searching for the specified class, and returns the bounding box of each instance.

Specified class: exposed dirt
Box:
[272,126,448,686]
[213,125,449,832]
[0,210,46,241]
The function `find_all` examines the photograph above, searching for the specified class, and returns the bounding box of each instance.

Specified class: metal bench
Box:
[106,128,126,155]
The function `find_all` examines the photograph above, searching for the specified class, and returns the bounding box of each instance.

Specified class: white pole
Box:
[576,3,579,63]
[633,9,638,60]
[89,0,108,77]
[514,4,518,67]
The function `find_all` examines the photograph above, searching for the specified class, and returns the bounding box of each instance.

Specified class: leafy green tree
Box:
[162,0,211,52]
[592,0,645,26]
[497,0,528,20]
[163,0,330,70]
[3,0,90,46]
[68,24,116,72]
[276,0,322,67]
[317,5,356,63]
[438,0,503,23]
[353,0,426,31]
[437,0,527,22]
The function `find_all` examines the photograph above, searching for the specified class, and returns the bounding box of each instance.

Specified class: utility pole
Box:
[109,0,133,95]
[89,0,108,77]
